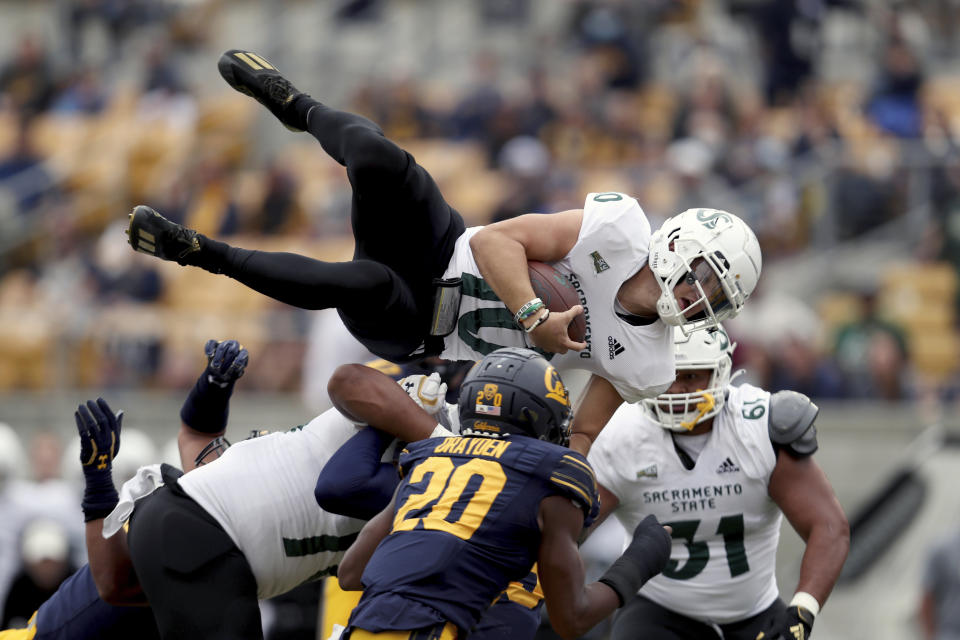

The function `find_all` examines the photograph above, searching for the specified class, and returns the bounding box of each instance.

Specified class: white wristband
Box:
[790,592,820,617]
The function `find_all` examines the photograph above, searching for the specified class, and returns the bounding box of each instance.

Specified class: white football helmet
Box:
[648,208,762,334]
[642,325,736,432]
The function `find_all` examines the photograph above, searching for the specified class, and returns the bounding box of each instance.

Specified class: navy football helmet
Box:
[458,347,572,446]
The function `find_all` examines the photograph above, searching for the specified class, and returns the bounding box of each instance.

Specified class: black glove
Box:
[180,339,249,434]
[203,339,249,386]
[598,514,672,606]
[75,397,123,522]
[755,606,815,640]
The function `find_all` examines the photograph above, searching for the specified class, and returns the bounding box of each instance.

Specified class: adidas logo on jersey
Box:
[716,457,740,474]
[608,336,625,359]
[636,464,658,478]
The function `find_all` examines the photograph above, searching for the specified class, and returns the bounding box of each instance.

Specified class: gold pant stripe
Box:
[349,622,457,640]
[0,611,38,639]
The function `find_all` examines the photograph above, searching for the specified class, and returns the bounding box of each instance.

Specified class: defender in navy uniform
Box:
[338,348,673,640]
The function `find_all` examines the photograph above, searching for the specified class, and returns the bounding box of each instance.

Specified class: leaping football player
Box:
[125,49,762,455]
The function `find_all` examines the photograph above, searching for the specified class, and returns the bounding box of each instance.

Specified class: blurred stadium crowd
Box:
[3,0,960,412]
[2,0,960,635]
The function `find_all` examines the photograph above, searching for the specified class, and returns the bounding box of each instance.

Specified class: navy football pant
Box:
[192,103,466,362]
[472,600,541,640]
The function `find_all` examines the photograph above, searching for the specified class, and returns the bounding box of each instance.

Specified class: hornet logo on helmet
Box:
[695,208,732,230]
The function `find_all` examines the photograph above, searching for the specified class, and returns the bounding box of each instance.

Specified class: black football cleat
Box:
[126,205,201,264]
[218,49,305,132]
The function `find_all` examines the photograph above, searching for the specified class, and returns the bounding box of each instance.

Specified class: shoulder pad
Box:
[549,452,600,528]
[397,440,432,476]
[768,390,819,457]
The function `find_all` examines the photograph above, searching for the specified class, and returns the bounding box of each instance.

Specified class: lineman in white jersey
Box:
[126,49,762,457]
[587,327,849,640]
[175,408,373,599]
[121,357,454,640]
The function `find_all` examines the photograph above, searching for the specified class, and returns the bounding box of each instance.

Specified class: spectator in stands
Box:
[728,290,847,399]
[733,0,824,106]
[66,0,148,59]
[866,34,925,138]
[768,334,847,399]
[0,123,54,215]
[51,67,109,115]
[137,40,197,130]
[833,291,910,400]
[250,160,301,235]
[0,35,55,120]
[449,51,504,145]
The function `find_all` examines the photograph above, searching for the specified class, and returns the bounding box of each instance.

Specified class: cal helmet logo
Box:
[543,365,569,406]
[590,251,610,273]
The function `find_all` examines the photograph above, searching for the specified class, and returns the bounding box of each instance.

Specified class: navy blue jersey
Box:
[347,435,598,635]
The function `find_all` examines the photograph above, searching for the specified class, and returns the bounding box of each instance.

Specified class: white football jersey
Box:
[440,192,674,402]
[178,409,365,599]
[588,383,781,623]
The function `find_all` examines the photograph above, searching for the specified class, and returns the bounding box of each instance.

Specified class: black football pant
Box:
[190,102,466,361]
[609,594,787,640]
[127,483,263,640]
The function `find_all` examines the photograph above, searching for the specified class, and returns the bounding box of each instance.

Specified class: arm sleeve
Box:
[315,427,400,520]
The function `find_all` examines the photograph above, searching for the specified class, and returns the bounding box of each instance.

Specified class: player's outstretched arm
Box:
[177,339,249,471]
[764,452,849,639]
[315,426,398,519]
[470,210,586,354]
[327,364,443,442]
[568,375,625,455]
[537,498,671,640]
[75,398,146,605]
[337,493,398,590]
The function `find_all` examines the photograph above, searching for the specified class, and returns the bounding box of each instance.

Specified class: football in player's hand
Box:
[528,261,587,342]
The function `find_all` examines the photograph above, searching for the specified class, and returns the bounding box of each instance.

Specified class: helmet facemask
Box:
[643,326,735,432]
